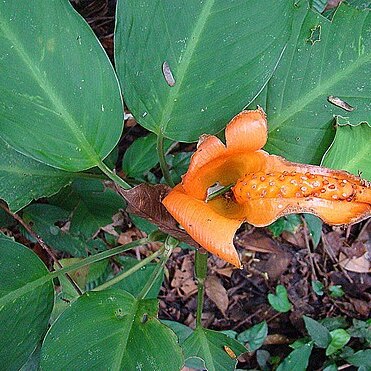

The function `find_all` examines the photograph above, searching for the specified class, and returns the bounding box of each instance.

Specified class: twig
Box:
[0,203,83,296]
[321,230,354,284]
[355,218,371,242]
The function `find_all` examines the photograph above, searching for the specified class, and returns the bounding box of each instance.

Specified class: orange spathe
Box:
[162,109,371,267]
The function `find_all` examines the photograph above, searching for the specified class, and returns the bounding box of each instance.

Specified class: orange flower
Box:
[162,109,371,267]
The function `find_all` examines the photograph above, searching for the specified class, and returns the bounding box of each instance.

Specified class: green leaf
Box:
[0,237,54,369]
[123,134,172,180]
[311,0,328,13]
[251,3,371,164]
[323,363,338,371]
[304,214,322,248]
[68,179,124,238]
[322,122,371,180]
[347,0,371,10]
[40,290,183,370]
[268,214,302,237]
[268,285,292,313]
[23,204,92,257]
[161,320,193,344]
[312,280,324,296]
[167,151,192,185]
[0,208,14,228]
[256,349,271,370]
[115,0,294,141]
[0,139,76,212]
[237,321,268,352]
[290,337,311,349]
[114,256,164,299]
[0,0,122,171]
[20,345,42,371]
[277,343,313,371]
[303,316,331,348]
[345,349,371,368]
[182,327,246,371]
[320,317,349,331]
[348,319,371,345]
[129,214,158,235]
[329,285,345,298]
[326,329,351,356]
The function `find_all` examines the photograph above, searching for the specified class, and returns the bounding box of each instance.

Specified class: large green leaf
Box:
[40,290,184,370]
[22,204,91,257]
[114,256,164,299]
[122,133,172,180]
[48,179,124,239]
[0,0,122,171]
[0,235,54,370]
[0,139,75,212]
[251,3,370,164]
[322,122,371,180]
[182,327,246,371]
[115,0,294,141]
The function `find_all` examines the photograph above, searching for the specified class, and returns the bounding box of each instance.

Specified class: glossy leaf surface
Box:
[252,3,371,164]
[60,179,124,238]
[0,235,54,369]
[23,204,91,257]
[114,256,164,299]
[123,134,172,180]
[322,123,371,180]
[277,343,313,371]
[40,290,183,370]
[115,0,294,141]
[0,0,122,171]
[183,327,246,371]
[0,139,74,212]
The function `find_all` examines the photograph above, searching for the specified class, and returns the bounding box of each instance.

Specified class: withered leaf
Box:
[118,183,199,248]
[205,275,229,316]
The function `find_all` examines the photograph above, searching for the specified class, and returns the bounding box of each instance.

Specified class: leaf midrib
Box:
[159,0,215,133]
[0,10,99,162]
[112,299,138,370]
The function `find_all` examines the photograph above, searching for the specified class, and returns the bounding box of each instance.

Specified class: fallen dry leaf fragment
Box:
[339,252,370,273]
[235,230,280,254]
[118,183,199,248]
[171,255,198,297]
[205,275,229,316]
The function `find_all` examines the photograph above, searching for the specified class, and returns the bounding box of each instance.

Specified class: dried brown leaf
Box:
[339,252,370,273]
[254,252,292,281]
[205,275,229,316]
[118,183,199,248]
[171,255,197,297]
[235,230,280,253]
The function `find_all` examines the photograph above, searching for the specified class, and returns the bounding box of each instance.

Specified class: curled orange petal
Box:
[163,109,371,267]
[162,185,243,268]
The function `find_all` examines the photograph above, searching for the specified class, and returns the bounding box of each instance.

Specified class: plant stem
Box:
[195,250,208,328]
[157,132,175,187]
[93,248,164,291]
[137,235,178,300]
[0,203,83,296]
[0,238,152,307]
[52,238,150,279]
[97,160,131,189]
